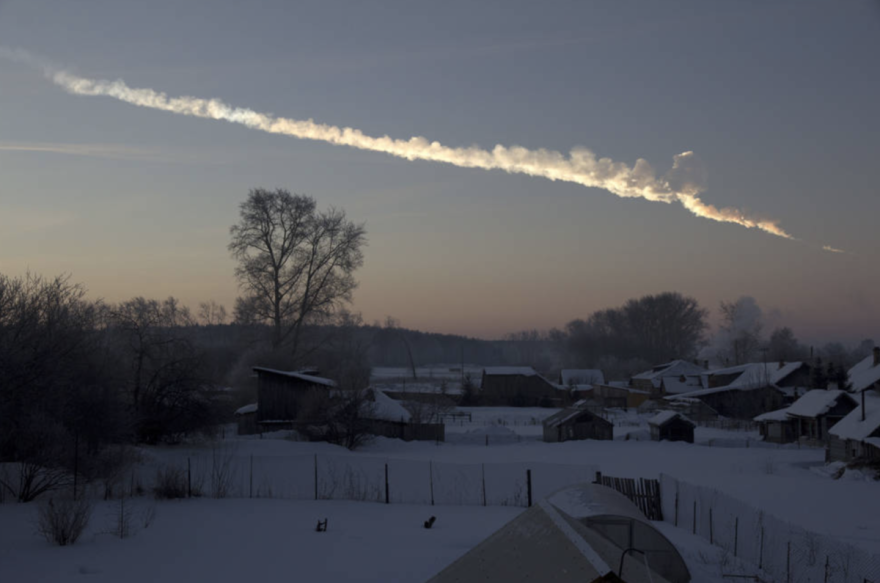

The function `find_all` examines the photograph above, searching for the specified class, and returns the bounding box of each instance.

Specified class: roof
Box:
[560,369,605,386]
[647,410,693,427]
[661,374,705,395]
[829,394,880,442]
[362,388,412,423]
[543,406,606,429]
[252,367,337,387]
[785,390,856,419]
[483,366,537,376]
[234,403,258,415]
[632,359,706,382]
[707,362,805,389]
[848,354,880,393]
[754,407,792,422]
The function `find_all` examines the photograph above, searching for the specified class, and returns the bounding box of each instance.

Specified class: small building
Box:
[785,390,858,445]
[828,392,880,463]
[543,404,613,443]
[480,367,562,407]
[754,407,797,444]
[647,411,695,443]
[234,403,259,435]
[253,367,337,427]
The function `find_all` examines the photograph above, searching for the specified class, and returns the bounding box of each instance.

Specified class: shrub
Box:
[37,497,93,546]
[153,466,189,499]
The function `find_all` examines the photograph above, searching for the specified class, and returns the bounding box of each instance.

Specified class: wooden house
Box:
[828,391,880,463]
[754,407,797,444]
[480,367,563,407]
[631,360,707,396]
[647,411,695,443]
[785,390,857,445]
[253,367,337,427]
[543,404,613,443]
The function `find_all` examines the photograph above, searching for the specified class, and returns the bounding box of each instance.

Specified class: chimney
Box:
[873,346,880,367]
[778,360,785,370]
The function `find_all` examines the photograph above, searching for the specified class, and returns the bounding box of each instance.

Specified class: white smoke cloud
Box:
[1,48,802,240]
[822,245,845,254]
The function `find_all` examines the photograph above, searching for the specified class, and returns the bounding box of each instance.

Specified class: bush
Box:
[37,497,93,546]
[153,466,189,499]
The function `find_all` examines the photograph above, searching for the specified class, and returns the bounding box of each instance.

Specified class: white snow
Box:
[848,354,880,392]
[252,366,337,387]
[363,388,412,422]
[234,403,257,415]
[632,360,706,382]
[829,393,880,441]
[785,389,855,418]
[647,410,689,427]
[753,407,790,422]
[705,361,804,390]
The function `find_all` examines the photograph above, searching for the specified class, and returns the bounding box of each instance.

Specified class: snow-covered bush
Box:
[36,496,92,546]
[153,465,190,499]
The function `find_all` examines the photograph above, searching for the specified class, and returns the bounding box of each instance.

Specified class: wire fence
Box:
[660,474,880,583]
[130,448,597,509]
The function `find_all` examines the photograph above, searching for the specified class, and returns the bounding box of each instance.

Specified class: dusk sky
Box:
[1,0,878,341]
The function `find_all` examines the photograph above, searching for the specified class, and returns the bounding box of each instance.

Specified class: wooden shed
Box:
[647,411,695,443]
[543,405,613,443]
[253,367,337,426]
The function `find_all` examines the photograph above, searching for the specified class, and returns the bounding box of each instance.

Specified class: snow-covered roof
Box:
[632,360,706,382]
[754,407,791,422]
[252,367,337,387]
[235,403,258,415]
[708,362,804,389]
[362,388,412,423]
[786,390,856,419]
[829,394,880,441]
[647,410,692,427]
[560,369,605,386]
[661,374,705,395]
[543,406,605,428]
[847,354,880,393]
[483,366,537,376]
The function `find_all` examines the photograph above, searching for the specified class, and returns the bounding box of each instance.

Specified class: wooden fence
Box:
[593,471,663,521]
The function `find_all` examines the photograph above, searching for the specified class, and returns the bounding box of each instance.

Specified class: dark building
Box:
[542,405,613,443]
[648,411,695,443]
[480,367,562,407]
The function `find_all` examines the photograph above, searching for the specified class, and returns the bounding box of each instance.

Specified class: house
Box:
[848,347,880,393]
[647,411,695,443]
[785,390,857,445]
[631,360,707,395]
[667,362,809,419]
[754,407,797,444]
[252,367,337,428]
[828,392,880,463]
[480,367,563,407]
[542,403,613,443]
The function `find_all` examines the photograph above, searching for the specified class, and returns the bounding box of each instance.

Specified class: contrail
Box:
[3,48,797,240]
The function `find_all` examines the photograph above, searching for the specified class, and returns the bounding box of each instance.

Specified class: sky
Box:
[1,0,878,341]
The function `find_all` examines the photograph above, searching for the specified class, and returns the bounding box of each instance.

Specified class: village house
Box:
[630,360,707,396]
[542,402,613,443]
[828,393,880,463]
[667,361,809,419]
[480,366,563,407]
[785,390,857,445]
[754,407,797,444]
[647,411,695,443]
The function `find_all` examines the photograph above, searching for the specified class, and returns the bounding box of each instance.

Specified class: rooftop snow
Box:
[754,407,791,422]
[847,354,880,393]
[647,410,691,427]
[362,388,412,423]
[483,367,537,376]
[709,362,804,389]
[252,367,337,387]
[560,369,605,386]
[235,403,258,415]
[786,390,856,419]
[661,374,705,395]
[632,360,705,381]
[829,394,880,441]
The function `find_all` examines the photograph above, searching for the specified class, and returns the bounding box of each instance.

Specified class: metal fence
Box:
[660,474,880,583]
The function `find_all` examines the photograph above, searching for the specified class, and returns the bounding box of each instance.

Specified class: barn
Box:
[543,405,613,443]
[427,483,690,583]
[253,367,337,427]
[480,367,562,407]
[647,411,695,444]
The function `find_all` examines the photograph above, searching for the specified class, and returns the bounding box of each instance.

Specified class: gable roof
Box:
[252,367,337,387]
[661,374,705,395]
[785,390,857,419]
[560,369,605,386]
[848,354,880,393]
[647,410,694,427]
[706,362,805,390]
[543,406,608,429]
[754,407,791,422]
[632,360,706,383]
[829,394,880,442]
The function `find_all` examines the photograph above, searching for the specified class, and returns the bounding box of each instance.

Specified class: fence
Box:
[134,449,597,509]
[594,472,662,520]
[660,474,880,583]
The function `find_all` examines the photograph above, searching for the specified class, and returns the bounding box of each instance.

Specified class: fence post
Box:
[187,457,192,498]
[824,555,829,583]
[759,526,765,569]
[526,469,532,507]
[594,471,602,484]
[485,435,488,447]
[429,461,434,506]
[786,541,791,583]
[692,500,697,535]
[481,463,486,506]
[734,517,739,557]
[314,454,318,501]
[674,489,679,527]
[249,454,253,499]
[385,463,390,504]
[709,507,714,545]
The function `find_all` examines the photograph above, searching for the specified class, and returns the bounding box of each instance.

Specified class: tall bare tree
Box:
[228,189,367,359]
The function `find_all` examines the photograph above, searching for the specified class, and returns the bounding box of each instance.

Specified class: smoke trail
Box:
[823,245,845,254]
[3,49,797,239]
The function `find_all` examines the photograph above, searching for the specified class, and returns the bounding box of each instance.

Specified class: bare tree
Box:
[228,189,367,360]
[198,300,227,326]
[717,297,764,365]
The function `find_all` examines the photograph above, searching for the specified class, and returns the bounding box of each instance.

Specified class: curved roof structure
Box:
[427,483,690,583]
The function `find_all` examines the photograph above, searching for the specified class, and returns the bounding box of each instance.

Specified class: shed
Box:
[647,411,695,444]
[785,390,857,445]
[427,483,690,583]
[543,406,613,443]
[754,407,797,444]
[252,367,336,426]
